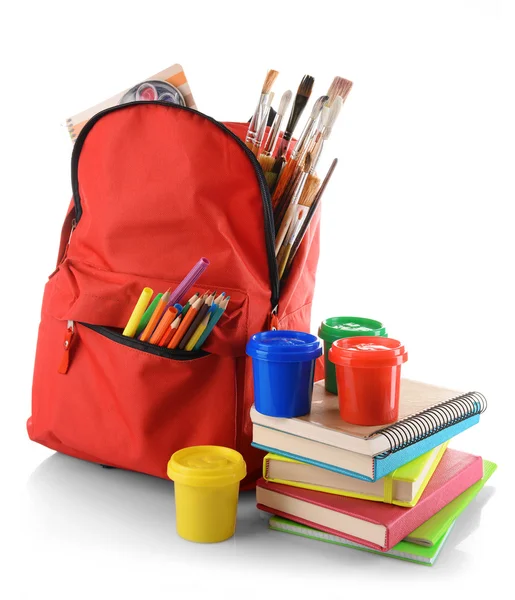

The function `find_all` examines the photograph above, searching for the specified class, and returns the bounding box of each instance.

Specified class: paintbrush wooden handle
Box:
[282,158,338,281]
[275,204,295,255]
[274,167,304,233]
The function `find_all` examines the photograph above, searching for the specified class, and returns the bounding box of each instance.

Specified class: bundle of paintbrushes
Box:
[121,258,230,351]
[246,72,353,281]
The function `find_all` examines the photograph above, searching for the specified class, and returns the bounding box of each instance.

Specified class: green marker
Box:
[135,293,162,336]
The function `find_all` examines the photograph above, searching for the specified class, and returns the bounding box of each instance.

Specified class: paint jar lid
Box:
[319,317,387,343]
[329,336,407,368]
[246,330,322,363]
[167,446,246,487]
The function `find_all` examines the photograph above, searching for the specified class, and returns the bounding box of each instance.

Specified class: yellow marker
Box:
[122,287,153,337]
[185,313,210,351]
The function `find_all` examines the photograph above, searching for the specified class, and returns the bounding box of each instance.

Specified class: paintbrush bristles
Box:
[260,90,292,161]
[327,77,353,105]
[277,90,292,116]
[324,96,343,138]
[298,174,320,207]
[302,152,312,174]
[298,75,315,98]
[258,154,276,172]
[309,95,329,119]
[262,70,279,94]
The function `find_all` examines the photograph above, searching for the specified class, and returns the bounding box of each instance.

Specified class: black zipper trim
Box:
[81,323,208,360]
[71,101,280,311]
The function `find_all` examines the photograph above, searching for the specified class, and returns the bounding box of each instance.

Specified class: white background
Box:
[1,1,514,598]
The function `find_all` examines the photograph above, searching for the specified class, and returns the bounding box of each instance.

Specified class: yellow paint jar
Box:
[167,445,246,543]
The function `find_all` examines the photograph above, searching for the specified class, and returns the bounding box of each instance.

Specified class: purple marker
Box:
[168,258,210,306]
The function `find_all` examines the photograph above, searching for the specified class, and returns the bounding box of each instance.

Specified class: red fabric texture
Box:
[256,449,483,550]
[28,104,321,486]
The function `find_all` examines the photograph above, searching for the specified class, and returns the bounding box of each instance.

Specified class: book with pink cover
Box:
[256,448,483,552]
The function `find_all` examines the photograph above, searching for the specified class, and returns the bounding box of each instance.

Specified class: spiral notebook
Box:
[65,63,197,142]
[251,379,486,481]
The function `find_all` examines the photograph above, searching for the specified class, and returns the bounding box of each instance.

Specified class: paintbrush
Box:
[327,76,353,106]
[288,99,340,238]
[274,153,312,254]
[277,207,306,279]
[276,147,321,270]
[290,103,332,212]
[271,95,328,210]
[268,75,314,192]
[246,69,279,156]
[307,96,342,165]
[254,92,274,157]
[273,102,330,230]
[281,158,338,281]
[258,90,292,184]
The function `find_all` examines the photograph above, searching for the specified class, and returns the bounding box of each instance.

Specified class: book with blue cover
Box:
[251,379,486,482]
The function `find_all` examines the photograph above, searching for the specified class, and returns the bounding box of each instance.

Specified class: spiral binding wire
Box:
[374,391,487,458]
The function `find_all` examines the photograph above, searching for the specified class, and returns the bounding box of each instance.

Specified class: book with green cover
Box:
[405,459,497,546]
[268,515,455,566]
[266,458,496,564]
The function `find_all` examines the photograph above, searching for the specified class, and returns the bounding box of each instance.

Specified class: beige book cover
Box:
[251,379,485,456]
[66,63,197,142]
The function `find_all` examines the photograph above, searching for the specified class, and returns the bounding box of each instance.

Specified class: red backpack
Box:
[28,102,321,487]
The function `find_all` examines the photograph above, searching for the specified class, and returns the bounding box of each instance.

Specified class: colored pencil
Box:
[214,292,226,306]
[193,296,230,350]
[122,287,153,337]
[139,289,171,342]
[158,315,182,347]
[178,293,215,350]
[180,293,199,317]
[168,296,203,349]
[185,313,211,351]
[149,306,178,344]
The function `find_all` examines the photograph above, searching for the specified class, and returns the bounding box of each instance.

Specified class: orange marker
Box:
[149,306,178,344]
[139,289,171,342]
[168,297,203,349]
[158,315,182,347]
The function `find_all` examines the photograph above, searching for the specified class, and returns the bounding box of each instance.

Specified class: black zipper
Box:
[71,101,280,312]
[81,323,208,360]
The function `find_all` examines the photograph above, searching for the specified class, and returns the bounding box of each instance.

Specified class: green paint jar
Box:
[318,317,387,394]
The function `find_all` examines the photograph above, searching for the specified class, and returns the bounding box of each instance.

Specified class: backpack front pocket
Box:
[29,316,238,478]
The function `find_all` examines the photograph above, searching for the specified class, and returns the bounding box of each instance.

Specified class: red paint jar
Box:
[328,336,408,426]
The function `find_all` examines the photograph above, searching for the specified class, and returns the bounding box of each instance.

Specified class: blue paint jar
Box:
[246,331,322,417]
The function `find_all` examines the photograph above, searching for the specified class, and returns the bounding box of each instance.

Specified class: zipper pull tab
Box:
[269,305,279,331]
[58,320,75,374]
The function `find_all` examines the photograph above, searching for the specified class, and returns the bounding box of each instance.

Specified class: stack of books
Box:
[253,379,494,565]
